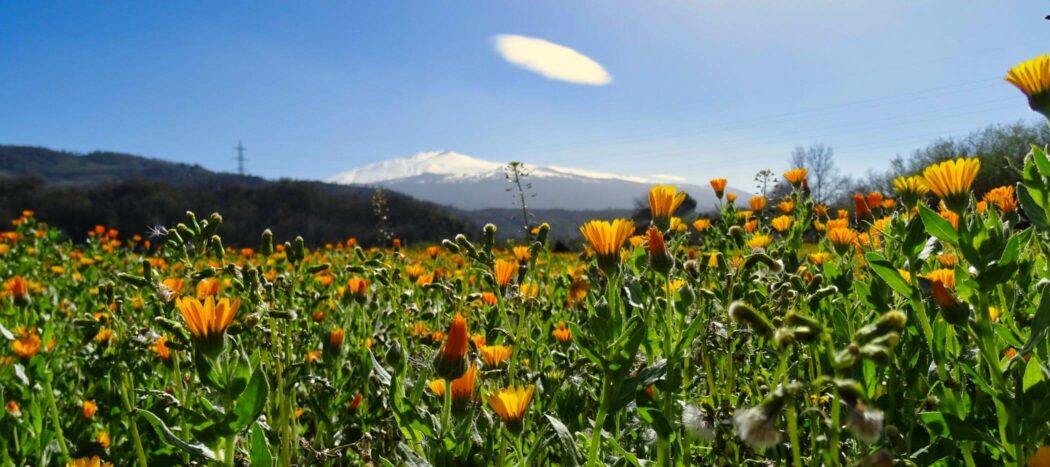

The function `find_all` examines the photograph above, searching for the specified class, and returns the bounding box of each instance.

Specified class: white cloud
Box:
[493,34,612,86]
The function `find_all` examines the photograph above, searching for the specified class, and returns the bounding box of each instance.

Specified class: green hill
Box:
[0,145,476,246]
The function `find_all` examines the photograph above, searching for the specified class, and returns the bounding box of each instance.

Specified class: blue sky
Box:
[1,1,1047,188]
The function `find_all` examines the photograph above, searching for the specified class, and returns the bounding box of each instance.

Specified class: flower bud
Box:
[728,301,775,338]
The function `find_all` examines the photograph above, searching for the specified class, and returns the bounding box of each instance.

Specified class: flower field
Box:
[4,57,1050,467]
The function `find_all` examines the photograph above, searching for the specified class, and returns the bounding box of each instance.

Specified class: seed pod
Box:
[201,213,222,240]
[117,273,150,288]
[142,259,153,283]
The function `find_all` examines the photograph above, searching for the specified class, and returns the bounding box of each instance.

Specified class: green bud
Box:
[260,229,274,257]
[728,301,775,338]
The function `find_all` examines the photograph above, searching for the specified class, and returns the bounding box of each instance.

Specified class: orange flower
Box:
[480,345,513,367]
[552,322,573,343]
[329,328,345,348]
[152,336,172,362]
[693,218,712,232]
[348,393,363,411]
[852,194,871,219]
[196,278,221,299]
[5,400,19,417]
[11,328,41,360]
[3,276,28,299]
[346,277,369,296]
[567,279,589,307]
[827,228,859,253]
[175,296,240,356]
[306,350,322,363]
[97,431,111,448]
[494,259,517,288]
[429,363,477,405]
[783,168,808,186]
[726,193,738,203]
[777,200,796,214]
[434,314,470,380]
[771,215,793,233]
[83,400,97,419]
[710,178,728,198]
[749,196,767,211]
[983,185,1018,213]
[480,292,498,306]
[512,246,532,263]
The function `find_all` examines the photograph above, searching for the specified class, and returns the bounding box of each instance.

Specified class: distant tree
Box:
[790,143,839,204]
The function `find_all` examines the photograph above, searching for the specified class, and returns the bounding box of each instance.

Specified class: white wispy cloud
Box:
[493,34,612,86]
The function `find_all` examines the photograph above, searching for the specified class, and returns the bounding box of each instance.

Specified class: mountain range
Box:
[329,151,748,211]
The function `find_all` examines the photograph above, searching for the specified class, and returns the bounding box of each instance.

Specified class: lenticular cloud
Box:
[494,34,612,85]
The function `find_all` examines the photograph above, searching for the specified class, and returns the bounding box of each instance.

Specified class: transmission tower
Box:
[234,140,247,176]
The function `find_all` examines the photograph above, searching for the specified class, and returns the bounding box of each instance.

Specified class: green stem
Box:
[587,377,611,467]
[441,378,453,435]
[119,372,148,467]
[41,377,69,463]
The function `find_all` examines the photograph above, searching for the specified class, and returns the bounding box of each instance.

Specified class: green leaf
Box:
[865,253,912,298]
[249,422,273,466]
[1032,144,1050,178]
[138,409,218,461]
[1025,356,1045,393]
[225,366,269,433]
[1019,184,1050,232]
[370,349,392,386]
[1021,286,1050,355]
[918,204,958,245]
[919,411,1001,447]
[544,415,583,466]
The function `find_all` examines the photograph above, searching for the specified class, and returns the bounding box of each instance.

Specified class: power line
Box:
[234,140,247,176]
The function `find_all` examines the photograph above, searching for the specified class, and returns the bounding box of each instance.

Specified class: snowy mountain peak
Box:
[329,151,504,184]
[329,150,653,185]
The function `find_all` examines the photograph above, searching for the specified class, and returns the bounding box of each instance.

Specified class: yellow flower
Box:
[1005,55,1050,117]
[783,167,808,186]
[480,344,513,367]
[67,457,113,467]
[747,234,772,250]
[770,215,793,233]
[1029,445,1050,467]
[580,219,636,275]
[175,296,240,356]
[988,306,1001,322]
[890,173,932,200]
[487,385,535,427]
[808,252,831,265]
[921,158,980,212]
[97,431,111,448]
[827,228,859,253]
[649,185,687,230]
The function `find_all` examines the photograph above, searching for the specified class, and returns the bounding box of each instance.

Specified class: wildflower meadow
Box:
[5,56,1050,466]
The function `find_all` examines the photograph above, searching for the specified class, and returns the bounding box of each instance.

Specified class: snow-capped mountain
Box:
[329,151,747,211]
